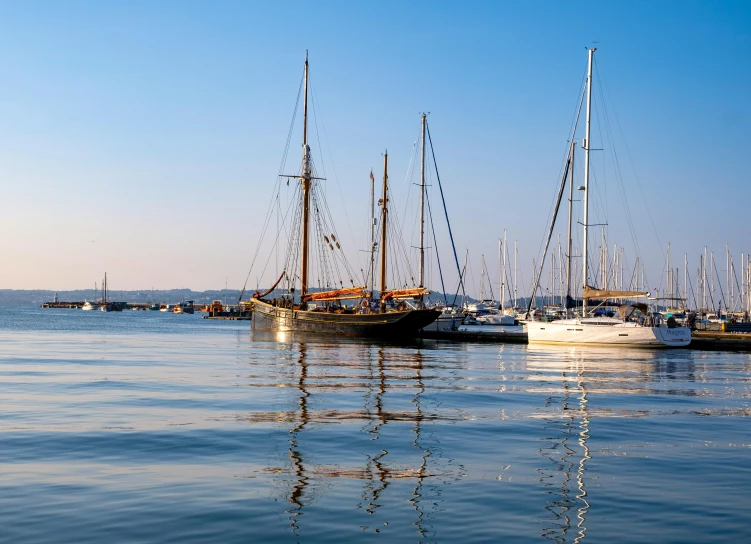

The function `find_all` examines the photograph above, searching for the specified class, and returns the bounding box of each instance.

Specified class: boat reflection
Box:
[536,347,592,543]
[525,344,701,401]
[255,337,443,539]
[529,345,697,542]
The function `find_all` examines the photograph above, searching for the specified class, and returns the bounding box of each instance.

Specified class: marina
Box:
[2,2,750,542]
[37,298,751,351]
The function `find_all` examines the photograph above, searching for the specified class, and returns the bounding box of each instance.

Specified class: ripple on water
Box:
[1,309,751,542]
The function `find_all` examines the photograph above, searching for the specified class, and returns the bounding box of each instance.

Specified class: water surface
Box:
[1,307,750,542]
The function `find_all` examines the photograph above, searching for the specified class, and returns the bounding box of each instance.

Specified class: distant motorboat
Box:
[149,303,160,311]
[81,301,97,311]
[172,301,194,314]
[160,304,172,312]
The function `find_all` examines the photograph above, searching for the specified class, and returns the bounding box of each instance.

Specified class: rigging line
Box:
[405,133,422,263]
[385,185,417,284]
[595,70,644,288]
[284,192,303,294]
[526,156,572,318]
[731,260,743,311]
[314,185,341,287]
[712,257,728,311]
[258,184,301,283]
[308,78,360,271]
[425,122,465,304]
[535,76,588,276]
[527,82,586,302]
[592,84,608,221]
[310,176,335,287]
[314,177,358,282]
[597,63,662,285]
[239,71,304,302]
[310,158,355,277]
[466,255,477,301]
[686,264,699,308]
[424,167,448,303]
[240,174,287,301]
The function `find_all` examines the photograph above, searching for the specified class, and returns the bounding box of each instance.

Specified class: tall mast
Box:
[566,140,573,305]
[379,152,389,298]
[684,253,688,308]
[667,242,671,303]
[711,251,716,312]
[558,234,563,302]
[500,234,505,312]
[514,240,518,309]
[726,243,730,312]
[300,51,311,299]
[370,170,375,296]
[419,113,427,292]
[582,47,595,316]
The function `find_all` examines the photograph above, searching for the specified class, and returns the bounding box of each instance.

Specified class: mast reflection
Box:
[361,346,389,516]
[287,343,309,533]
[535,349,591,543]
[274,340,438,539]
[409,348,429,539]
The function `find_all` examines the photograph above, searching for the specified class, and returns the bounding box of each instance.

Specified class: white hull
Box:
[476,314,516,326]
[526,318,691,348]
[81,302,97,311]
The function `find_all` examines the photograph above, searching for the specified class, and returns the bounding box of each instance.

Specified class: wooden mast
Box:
[300,51,311,299]
[379,151,388,305]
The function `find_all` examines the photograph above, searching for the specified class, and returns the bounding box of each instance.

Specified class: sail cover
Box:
[582,285,649,300]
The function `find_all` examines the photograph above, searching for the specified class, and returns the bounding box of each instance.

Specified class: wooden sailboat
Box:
[250,55,439,337]
[525,48,691,348]
[99,272,112,312]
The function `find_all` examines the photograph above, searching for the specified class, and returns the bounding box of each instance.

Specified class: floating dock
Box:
[421,326,751,352]
[420,327,527,343]
[689,332,751,352]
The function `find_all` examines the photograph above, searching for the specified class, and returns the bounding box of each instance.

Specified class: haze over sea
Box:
[2,307,750,543]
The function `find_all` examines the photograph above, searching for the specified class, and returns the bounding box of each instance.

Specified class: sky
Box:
[0,1,748,302]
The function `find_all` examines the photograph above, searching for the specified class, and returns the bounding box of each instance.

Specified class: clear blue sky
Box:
[0,1,748,300]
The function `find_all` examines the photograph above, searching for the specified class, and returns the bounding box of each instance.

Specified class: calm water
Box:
[2,307,750,543]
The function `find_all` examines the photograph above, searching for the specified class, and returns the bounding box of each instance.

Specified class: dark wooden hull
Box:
[251,299,440,338]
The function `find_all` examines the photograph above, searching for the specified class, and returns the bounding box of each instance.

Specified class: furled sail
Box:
[381,287,430,301]
[582,285,649,300]
[300,286,367,303]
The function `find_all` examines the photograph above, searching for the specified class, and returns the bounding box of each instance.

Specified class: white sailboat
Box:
[526,49,690,348]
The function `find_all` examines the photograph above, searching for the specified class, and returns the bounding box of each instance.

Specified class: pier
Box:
[421,326,751,352]
[420,328,527,343]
